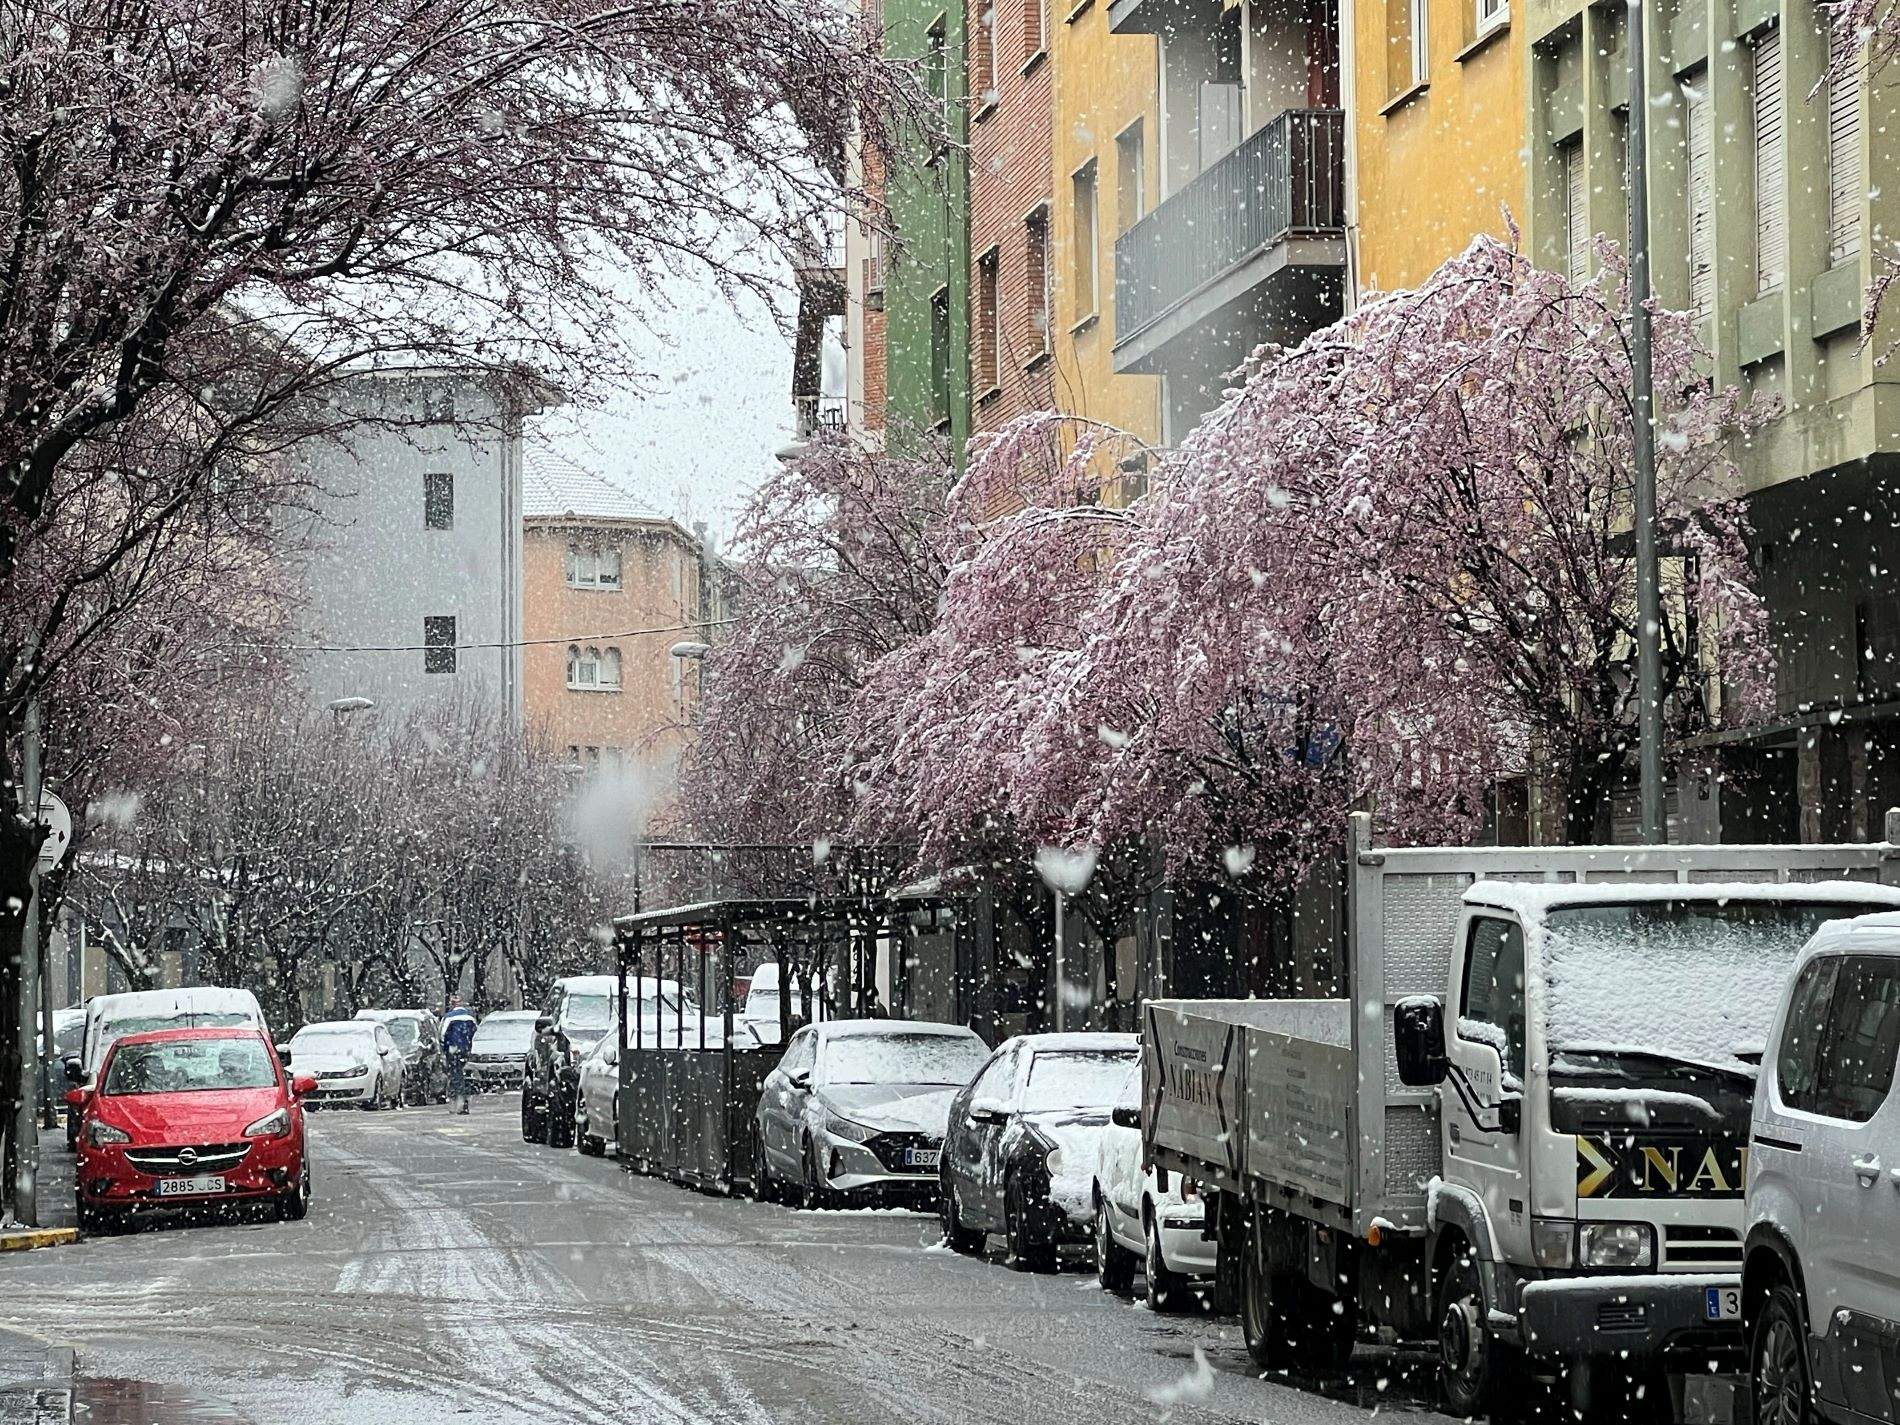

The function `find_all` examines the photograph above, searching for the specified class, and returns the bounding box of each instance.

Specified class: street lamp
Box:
[326,696,376,726]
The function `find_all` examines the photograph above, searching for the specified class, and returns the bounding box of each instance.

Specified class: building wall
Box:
[969,0,1058,438]
[1350,0,1524,294]
[295,371,527,730]
[883,0,973,459]
[520,520,704,782]
[1050,0,1164,451]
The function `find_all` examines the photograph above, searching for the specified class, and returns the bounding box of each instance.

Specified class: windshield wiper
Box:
[1552,1049,1755,1084]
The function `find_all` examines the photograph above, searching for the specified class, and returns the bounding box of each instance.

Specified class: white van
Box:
[1744,912,1900,1425]
[739,961,827,1047]
[67,987,267,1147]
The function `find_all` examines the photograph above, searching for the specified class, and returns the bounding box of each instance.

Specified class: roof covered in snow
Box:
[1013,1032,1139,1056]
[522,448,679,527]
[1466,879,1900,917]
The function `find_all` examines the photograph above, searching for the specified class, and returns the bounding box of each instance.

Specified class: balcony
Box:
[1112,109,1347,379]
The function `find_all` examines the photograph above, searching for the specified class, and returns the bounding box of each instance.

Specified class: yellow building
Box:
[1049,0,1164,468]
[1349,0,1525,294]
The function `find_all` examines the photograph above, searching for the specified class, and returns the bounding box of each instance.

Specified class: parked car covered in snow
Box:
[938,1032,1139,1271]
[354,1008,447,1105]
[738,961,827,1046]
[466,1010,538,1092]
[66,987,268,1148]
[287,1020,405,1108]
[1745,912,1900,1425]
[1089,1064,1214,1309]
[754,1019,988,1209]
[573,1033,618,1157]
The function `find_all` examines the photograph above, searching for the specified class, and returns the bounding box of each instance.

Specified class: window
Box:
[976,1,998,106]
[601,646,622,690]
[1561,140,1588,286]
[1460,916,1526,1082]
[1072,160,1099,322]
[567,645,621,690]
[1753,24,1786,296]
[1116,123,1146,234]
[1025,204,1051,356]
[423,616,457,674]
[1475,0,1505,33]
[1386,0,1428,91]
[929,286,951,425]
[1827,22,1862,266]
[1813,957,1900,1122]
[1776,956,1839,1113]
[1024,0,1046,61]
[423,472,454,530]
[977,248,1001,392]
[565,545,622,590]
[1683,73,1714,321]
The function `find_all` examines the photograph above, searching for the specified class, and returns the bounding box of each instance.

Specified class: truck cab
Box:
[1400,884,1900,1412]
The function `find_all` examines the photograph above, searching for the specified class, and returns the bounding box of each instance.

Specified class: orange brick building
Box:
[520,453,711,794]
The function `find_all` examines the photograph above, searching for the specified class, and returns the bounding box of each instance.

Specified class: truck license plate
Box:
[1705,1285,1742,1322]
[155,1175,224,1197]
[905,1148,939,1169]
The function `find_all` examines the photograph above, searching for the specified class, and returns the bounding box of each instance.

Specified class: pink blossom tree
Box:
[1016,236,1771,878]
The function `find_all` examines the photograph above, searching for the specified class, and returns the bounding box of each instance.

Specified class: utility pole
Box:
[1628,0,1666,845]
[13,694,43,1225]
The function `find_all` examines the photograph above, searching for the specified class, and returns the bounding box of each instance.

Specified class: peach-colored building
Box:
[521,453,712,794]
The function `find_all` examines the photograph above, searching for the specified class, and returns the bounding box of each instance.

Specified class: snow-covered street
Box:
[0,1098,1454,1424]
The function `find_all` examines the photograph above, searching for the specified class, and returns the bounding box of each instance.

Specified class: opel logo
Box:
[177,1147,198,1168]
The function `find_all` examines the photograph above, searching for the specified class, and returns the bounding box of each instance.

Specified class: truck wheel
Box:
[1437,1242,1511,1417]
[1240,1244,1299,1371]
[1752,1285,1813,1425]
[1308,1286,1359,1372]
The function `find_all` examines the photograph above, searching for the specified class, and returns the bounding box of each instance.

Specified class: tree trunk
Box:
[1561,747,1624,846]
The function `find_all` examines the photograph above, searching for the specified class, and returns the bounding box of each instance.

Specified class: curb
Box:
[0,1228,78,1253]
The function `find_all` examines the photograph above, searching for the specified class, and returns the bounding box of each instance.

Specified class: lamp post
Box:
[1627,0,1666,844]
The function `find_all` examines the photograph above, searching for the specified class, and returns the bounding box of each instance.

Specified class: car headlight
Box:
[1578,1222,1654,1269]
[87,1120,130,1147]
[244,1107,291,1139]
[1044,1145,1065,1177]
[824,1113,878,1144]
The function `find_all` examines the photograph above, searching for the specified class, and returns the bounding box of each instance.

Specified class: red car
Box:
[70,1026,316,1232]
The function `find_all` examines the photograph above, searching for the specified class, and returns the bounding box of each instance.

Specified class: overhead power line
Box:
[265,616,735,655]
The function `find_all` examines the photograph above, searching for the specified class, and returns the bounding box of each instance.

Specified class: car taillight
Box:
[1179,1177,1199,1201]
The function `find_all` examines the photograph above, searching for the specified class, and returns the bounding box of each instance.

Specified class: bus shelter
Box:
[612,892,947,1195]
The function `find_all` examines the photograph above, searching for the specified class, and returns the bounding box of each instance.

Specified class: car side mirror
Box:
[534,1016,553,1034]
[787,1069,810,1090]
[62,1056,84,1085]
[1394,997,1449,1087]
[968,1099,1008,1125]
[276,1046,293,1067]
[63,1089,85,1109]
[291,1074,318,1098]
[1110,1105,1141,1130]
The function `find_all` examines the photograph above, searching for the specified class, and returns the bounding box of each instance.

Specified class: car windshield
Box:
[473,1019,535,1052]
[380,1019,420,1047]
[564,994,616,1030]
[1543,899,1883,1075]
[292,1027,375,1052]
[1021,1050,1140,1113]
[104,1039,275,1096]
[744,988,779,1013]
[819,1032,986,1086]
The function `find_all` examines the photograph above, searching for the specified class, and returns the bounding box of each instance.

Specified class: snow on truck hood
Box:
[821,1084,959,1136]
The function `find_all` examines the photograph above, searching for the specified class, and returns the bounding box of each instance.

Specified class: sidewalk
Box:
[3,1124,78,1250]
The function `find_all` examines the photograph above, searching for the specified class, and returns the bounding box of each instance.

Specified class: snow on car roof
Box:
[821,1019,978,1039]
[294,1020,378,1035]
[481,1010,542,1021]
[555,975,621,995]
[1017,1032,1139,1055]
[1466,879,1900,916]
[356,1008,431,1021]
[90,987,262,1019]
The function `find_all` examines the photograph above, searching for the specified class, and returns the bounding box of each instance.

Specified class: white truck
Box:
[1142,812,1900,1417]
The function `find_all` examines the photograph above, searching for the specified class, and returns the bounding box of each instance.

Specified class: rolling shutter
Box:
[1828,24,1862,266]
[1753,25,1785,296]
[1564,141,1588,286]
[1685,74,1714,321]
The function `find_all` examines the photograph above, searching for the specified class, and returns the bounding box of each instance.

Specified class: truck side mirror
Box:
[1394,998,1448,1086]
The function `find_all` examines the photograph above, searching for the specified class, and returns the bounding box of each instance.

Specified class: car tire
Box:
[1752,1283,1815,1425]
[801,1137,837,1211]
[1146,1214,1187,1310]
[577,1101,605,1157]
[1095,1194,1136,1294]
[940,1177,985,1255]
[1436,1237,1518,1418]
[1005,1174,1056,1274]
[279,1154,312,1222]
[76,1196,111,1236]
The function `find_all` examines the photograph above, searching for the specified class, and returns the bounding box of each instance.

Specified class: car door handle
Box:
[1853,1154,1882,1184]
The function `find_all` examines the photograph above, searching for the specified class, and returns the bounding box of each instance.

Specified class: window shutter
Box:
[1753,26,1786,296]
[1685,75,1714,321]
[1564,142,1588,286]
[1828,25,1862,266]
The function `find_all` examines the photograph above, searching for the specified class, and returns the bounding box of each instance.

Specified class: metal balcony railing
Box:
[1114,108,1346,343]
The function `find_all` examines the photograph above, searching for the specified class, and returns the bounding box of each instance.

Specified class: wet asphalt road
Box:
[0,1098,1457,1425]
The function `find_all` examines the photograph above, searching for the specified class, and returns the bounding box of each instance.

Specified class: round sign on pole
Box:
[35,791,71,873]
